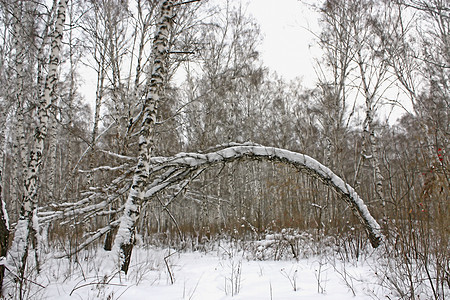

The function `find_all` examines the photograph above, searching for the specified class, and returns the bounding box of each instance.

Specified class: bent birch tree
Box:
[151,144,383,248]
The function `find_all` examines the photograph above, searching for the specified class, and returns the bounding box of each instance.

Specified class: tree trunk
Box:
[358,56,387,225]
[9,1,28,224]
[0,119,10,296]
[7,0,68,286]
[47,106,59,202]
[113,0,174,274]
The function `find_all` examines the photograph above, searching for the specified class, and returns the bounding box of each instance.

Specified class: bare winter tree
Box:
[0,120,9,296]
[314,0,356,175]
[6,0,68,296]
[377,0,449,168]
[113,0,175,274]
[180,0,265,149]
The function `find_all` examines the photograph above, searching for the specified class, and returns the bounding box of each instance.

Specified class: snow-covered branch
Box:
[100,150,138,162]
[78,163,131,173]
[53,220,121,259]
[156,144,383,248]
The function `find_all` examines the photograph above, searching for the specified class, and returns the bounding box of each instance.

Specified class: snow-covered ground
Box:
[25,241,394,300]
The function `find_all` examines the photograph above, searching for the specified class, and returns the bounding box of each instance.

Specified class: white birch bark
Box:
[357,55,387,222]
[92,64,105,149]
[86,62,105,189]
[13,3,27,175]
[113,0,174,274]
[0,113,10,295]
[10,2,28,217]
[362,97,385,205]
[47,101,59,202]
[7,0,68,283]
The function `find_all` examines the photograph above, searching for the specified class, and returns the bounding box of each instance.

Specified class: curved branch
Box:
[158,145,383,248]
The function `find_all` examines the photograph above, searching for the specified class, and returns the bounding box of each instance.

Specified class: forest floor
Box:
[21,238,400,300]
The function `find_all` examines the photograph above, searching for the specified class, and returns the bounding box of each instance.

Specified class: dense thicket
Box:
[0,0,447,298]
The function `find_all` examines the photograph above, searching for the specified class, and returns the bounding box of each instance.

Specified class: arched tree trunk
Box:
[150,144,383,248]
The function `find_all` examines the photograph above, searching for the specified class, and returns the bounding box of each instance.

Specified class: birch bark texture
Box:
[0,121,10,296]
[11,1,28,209]
[113,0,174,274]
[7,0,68,284]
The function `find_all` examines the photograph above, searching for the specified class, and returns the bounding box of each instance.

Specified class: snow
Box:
[31,244,391,300]
[7,218,29,268]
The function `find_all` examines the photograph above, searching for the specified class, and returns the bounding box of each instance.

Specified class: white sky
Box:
[246,0,321,87]
[246,0,405,123]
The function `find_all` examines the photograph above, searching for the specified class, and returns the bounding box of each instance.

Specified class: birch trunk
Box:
[87,62,104,190]
[104,3,154,251]
[36,0,58,99]
[11,2,28,217]
[113,0,174,274]
[47,104,58,202]
[362,100,385,208]
[7,0,68,285]
[92,63,105,149]
[0,118,10,296]
[357,56,387,223]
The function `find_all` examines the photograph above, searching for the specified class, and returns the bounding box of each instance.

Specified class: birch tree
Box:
[7,0,68,292]
[113,0,175,274]
[376,0,449,171]
[313,0,359,179]
[0,116,10,296]
[181,0,264,149]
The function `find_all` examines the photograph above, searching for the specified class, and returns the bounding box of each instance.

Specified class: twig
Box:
[164,250,176,284]
[70,281,126,296]
[4,265,46,288]
[172,0,201,7]
[169,50,195,54]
